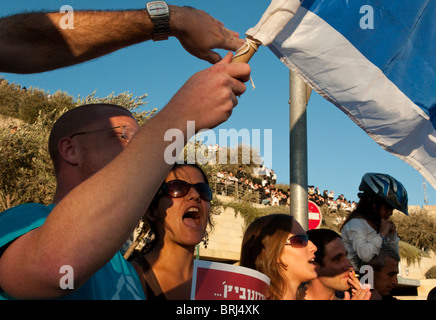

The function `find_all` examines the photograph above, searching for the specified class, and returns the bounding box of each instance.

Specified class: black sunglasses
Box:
[160,180,212,202]
[285,234,309,248]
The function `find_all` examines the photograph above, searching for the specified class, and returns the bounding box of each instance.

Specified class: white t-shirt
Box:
[341,218,399,271]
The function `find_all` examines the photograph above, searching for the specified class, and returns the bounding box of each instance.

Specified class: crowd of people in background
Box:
[210,165,357,212]
[211,165,289,206]
[1,77,27,92]
[308,185,357,212]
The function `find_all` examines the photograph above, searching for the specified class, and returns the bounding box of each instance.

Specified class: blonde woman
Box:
[240,214,317,300]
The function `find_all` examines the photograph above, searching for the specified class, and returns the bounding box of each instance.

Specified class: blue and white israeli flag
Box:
[262,0,436,188]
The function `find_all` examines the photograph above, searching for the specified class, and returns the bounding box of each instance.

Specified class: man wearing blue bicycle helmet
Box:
[340,173,408,272]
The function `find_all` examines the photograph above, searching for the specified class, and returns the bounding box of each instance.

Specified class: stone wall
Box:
[199,198,245,263]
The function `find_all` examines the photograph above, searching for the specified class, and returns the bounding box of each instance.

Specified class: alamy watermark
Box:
[59,265,74,290]
[58,264,375,292]
[360,5,374,30]
[164,121,273,167]
[58,4,374,31]
[359,264,374,289]
[59,5,74,29]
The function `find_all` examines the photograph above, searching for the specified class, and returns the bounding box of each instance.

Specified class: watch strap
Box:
[152,15,170,41]
[146,1,170,41]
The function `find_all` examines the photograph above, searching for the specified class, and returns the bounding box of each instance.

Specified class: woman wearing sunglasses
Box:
[132,163,213,300]
[239,214,318,300]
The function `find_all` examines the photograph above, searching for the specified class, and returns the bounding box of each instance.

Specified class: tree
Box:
[0,110,58,209]
[425,266,436,279]
[392,210,436,253]
[0,80,76,124]
[75,90,157,126]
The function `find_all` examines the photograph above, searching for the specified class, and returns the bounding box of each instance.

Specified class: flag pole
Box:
[289,70,311,230]
[232,38,313,229]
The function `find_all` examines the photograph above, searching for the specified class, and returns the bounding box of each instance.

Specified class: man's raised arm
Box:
[0,5,244,73]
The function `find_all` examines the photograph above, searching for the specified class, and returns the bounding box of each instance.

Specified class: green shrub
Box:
[425,266,436,279]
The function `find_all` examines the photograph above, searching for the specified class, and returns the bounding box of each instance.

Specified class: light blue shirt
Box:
[0,203,145,300]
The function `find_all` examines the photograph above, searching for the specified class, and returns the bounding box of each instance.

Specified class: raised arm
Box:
[0,53,250,299]
[0,5,244,73]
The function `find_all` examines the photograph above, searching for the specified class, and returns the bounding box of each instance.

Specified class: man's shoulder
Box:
[0,203,54,248]
[1,202,51,213]
[0,203,53,221]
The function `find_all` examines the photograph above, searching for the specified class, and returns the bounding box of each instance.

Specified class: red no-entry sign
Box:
[308,200,322,230]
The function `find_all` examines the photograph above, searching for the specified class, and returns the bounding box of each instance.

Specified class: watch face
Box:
[147,1,169,16]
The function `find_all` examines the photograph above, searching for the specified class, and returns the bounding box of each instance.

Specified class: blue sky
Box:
[1,0,435,206]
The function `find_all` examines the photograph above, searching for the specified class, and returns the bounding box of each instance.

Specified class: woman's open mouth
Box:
[183,206,201,228]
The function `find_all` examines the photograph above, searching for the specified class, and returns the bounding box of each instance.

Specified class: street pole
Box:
[289,70,311,230]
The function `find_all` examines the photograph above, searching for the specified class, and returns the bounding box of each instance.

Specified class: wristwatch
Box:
[378,233,387,246]
[146,1,170,41]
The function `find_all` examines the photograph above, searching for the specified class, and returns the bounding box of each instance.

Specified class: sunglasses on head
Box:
[160,180,212,202]
[285,234,309,248]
